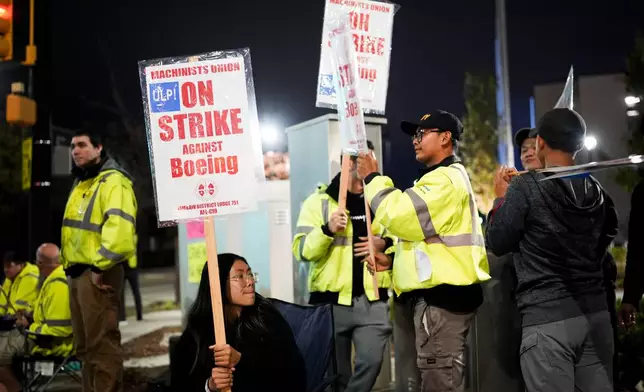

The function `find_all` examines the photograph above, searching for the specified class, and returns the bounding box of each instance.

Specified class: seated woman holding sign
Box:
[170,253,306,392]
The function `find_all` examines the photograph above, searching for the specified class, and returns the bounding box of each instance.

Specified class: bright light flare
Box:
[261,123,281,146]
[584,136,597,151]
[0,5,12,20]
[625,96,641,107]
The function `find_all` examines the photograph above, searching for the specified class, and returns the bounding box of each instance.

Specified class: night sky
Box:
[51,0,644,187]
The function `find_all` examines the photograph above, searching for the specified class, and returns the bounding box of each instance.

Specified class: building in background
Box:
[534,73,632,242]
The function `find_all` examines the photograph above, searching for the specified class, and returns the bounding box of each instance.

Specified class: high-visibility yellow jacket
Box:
[61,158,138,271]
[0,263,40,316]
[364,160,491,295]
[292,183,395,306]
[28,265,74,357]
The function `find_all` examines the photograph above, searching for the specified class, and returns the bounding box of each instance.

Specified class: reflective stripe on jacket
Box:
[128,234,138,269]
[28,265,74,357]
[364,163,491,295]
[0,263,40,316]
[292,184,395,306]
[61,158,138,271]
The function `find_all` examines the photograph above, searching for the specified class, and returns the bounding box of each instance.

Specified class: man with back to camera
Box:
[292,141,395,392]
[497,124,621,390]
[486,108,618,391]
[357,110,491,392]
[61,129,137,392]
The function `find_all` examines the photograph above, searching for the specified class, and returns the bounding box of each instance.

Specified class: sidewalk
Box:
[123,268,178,308]
[121,309,183,369]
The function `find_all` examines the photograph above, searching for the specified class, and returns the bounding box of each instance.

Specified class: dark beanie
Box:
[535,108,586,153]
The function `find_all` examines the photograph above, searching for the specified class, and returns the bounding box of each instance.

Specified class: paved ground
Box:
[123,268,178,308]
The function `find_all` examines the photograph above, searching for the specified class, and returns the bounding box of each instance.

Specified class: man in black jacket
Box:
[486,108,618,392]
[620,177,644,326]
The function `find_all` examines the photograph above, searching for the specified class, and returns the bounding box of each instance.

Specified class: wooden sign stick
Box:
[337,154,352,211]
[363,195,379,300]
[339,153,379,299]
[203,215,231,392]
[509,170,527,177]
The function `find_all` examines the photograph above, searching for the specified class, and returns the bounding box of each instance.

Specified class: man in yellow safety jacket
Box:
[0,244,73,392]
[292,141,396,392]
[61,129,137,392]
[357,111,491,392]
[0,251,40,317]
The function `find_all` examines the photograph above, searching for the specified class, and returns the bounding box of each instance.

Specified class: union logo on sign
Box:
[195,181,218,201]
[319,74,335,96]
[150,82,180,113]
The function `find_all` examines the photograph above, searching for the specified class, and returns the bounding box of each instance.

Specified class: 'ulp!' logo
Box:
[195,182,217,201]
[150,82,180,113]
[319,74,335,97]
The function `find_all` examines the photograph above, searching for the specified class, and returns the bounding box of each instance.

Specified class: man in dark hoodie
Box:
[486,108,618,392]
[292,141,395,392]
[61,129,137,392]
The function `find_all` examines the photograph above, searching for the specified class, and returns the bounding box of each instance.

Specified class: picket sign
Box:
[330,16,379,299]
[139,48,264,392]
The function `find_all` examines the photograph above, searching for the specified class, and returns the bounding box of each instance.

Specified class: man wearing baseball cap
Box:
[486,108,618,391]
[495,127,541,200]
[357,110,491,392]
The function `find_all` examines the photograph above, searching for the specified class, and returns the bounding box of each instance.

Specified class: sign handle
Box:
[337,154,352,211]
[203,216,231,392]
[363,193,379,299]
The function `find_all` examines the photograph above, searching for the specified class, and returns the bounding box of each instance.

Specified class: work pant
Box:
[118,265,142,322]
[605,287,619,391]
[520,311,614,392]
[70,265,124,392]
[393,299,420,392]
[334,295,392,392]
[413,298,474,392]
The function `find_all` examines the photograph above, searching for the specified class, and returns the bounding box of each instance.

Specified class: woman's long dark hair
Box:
[186,253,277,376]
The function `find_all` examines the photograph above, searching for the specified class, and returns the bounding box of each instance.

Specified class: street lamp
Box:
[625,95,641,107]
[261,123,282,148]
[627,110,640,117]
[584,136,597,151]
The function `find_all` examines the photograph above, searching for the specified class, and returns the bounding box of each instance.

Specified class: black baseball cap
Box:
[401,110,464,141]
[514,127,537,147]
[535,108,586,153]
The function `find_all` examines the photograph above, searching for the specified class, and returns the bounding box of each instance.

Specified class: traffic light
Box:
[7,82,35,126]
[0,0,11,61]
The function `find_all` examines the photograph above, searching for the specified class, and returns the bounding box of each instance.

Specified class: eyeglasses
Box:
[412,128,444,143]
[229,272,259,284]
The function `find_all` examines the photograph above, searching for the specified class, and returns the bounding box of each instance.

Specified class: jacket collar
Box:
[418,155,460,180]
[325,173,342,203]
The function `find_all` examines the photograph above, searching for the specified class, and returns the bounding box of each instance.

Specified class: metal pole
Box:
[495,0,514,167]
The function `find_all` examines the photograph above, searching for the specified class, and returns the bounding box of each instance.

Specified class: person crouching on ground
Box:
[170,253,306,392]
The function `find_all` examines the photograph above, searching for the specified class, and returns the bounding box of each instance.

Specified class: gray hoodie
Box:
[485,172,618,327]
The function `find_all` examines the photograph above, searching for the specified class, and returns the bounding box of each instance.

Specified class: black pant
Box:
[118,265,143,321]
[605,286,619,391]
